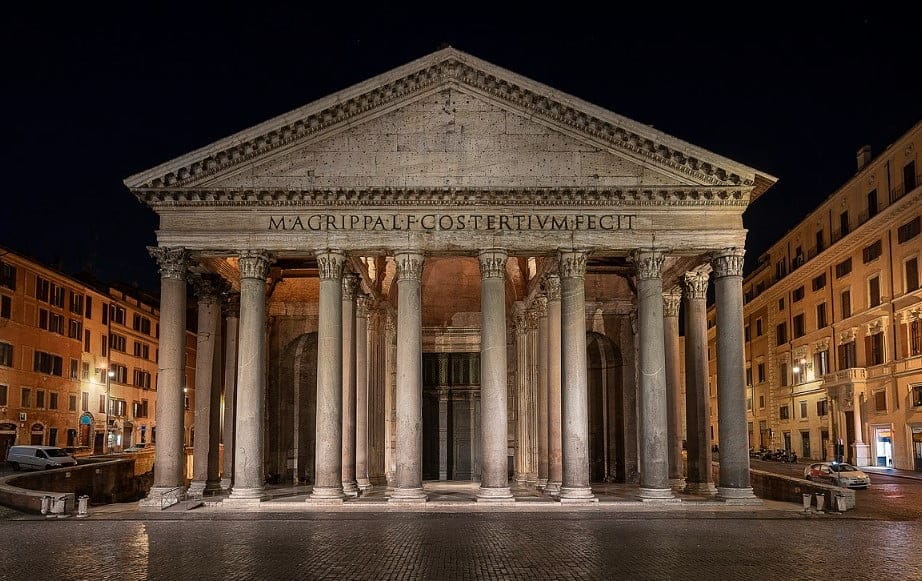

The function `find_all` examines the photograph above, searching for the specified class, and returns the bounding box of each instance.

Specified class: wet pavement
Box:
[0,513,920,580]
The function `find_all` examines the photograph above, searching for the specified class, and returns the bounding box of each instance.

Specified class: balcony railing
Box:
[890,174,921,202]
[822,367,867,386]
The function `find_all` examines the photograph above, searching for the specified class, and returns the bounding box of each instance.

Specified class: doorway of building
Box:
[874,426,894,467]
[821,430,829,461]
[422,352,480,481]
[0,423,16,464]
[270,332,318,484]
[912,427,922,471]
[586,332,623,483]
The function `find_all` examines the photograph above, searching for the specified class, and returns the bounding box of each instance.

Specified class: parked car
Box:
[804,462,871,488]
[6,445,78,471]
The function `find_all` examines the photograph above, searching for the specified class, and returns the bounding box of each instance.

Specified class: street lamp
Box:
[105,369,114,454]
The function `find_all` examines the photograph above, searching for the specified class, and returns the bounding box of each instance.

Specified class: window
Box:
[839,211,850,237]
[68,394,77,412]
[133,369,151,389]
[874,390,886,412]
[69,359,78,380]
[746,367,753,386]
[868,275,881,308]
[67,319,82,340]
[780,362,789,387]
[50,313,64,335]
[811,274,826,292]
[756,318,764,336]
[793,360,805,384]
[817,399,829,416]
[36,390,46,409]
[913,385,922,407]
[51,285,65,308]
[36,276,50,302]
[912,320,921,356]
[793,313,805,338]
[81,392,89,412]
[757,362,766,384]
[793,247,805,268]
[133,341,150,360]
[744,325,751,342]
[747,395,752,411]
[868,332,884,366]
[866,189,878,218]
[84,329,91,352]
[111,305,126,325]
[816,303,828,328]
[898,216,921,243]
[85,296,93,319]
[906,257,919,292]
[759,395,765,409]
[775,258,787,280]
[49,392,58,410]
[779,405,790,420]
[836,258,852,278]
[1,295,10,319]
[82,362,90,380]
[800,401,808,419]
[776,322,788,344]
[814,349,829,377]
[863,240,882,264]
[109,333,127,353]
[133,314,152,335]
[841,289,852,319]
[838,341,857,369]
[33,351,63,376]
[0,261,16,290]
[793,286,805,302]
[110,399,127,418]
[21,388,31,408]
[111,364,128,384]
[101,334,107,357]
[102,303,108,325]
[904,161,917,193]
[98,394,106,414]
[69,291,83,315]
[0,385,8,406]
[778,297,785,311]
[815,230,825,254]
[0,342,11,367]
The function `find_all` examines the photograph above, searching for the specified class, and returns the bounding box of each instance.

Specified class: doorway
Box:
[422,352,480,481]
[874,426,893,467]
[586,332,622,483]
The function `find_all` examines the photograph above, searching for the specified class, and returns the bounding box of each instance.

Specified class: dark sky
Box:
[4,5,920,293]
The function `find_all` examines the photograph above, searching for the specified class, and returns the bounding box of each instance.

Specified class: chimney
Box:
[857,145,872,170]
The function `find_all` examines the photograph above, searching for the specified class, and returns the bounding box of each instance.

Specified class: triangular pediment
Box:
[125,48,776,200]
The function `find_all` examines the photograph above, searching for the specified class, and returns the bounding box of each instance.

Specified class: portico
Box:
[127,48,775,509]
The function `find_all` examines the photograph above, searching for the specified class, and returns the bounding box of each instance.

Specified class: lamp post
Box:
[104,369,114,454]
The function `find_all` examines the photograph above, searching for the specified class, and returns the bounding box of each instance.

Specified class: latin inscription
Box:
[268,213,638,232]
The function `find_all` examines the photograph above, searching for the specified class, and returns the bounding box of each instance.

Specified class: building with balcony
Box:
[0,247,197,461]
[708,121,922,471]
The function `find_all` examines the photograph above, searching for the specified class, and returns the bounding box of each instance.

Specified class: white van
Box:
[6,445,78,471]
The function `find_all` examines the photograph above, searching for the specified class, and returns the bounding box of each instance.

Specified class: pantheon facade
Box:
[126,48,776,507]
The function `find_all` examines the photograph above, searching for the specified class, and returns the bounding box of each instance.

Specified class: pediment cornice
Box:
[135,185,752,207]
[125,48,776,198]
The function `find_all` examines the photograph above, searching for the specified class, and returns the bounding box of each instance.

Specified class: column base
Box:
[228,487,268,502]
[204,479,223,494]
[357,478,372,491]
[669,478,687,491]
[558,486,598,503]
[220,477,232,490]
[388,487,428,503]
[309,486,345,504]
[852,443,871,467]
[684,481,718,496]
[342,481,360,498]
[536,478,548,489]
[716,487,761,505]
[476,486,514,502]
[187,481,206,496]
[138,486,187,511]
[544,481,561,497]
[636,487,680,503]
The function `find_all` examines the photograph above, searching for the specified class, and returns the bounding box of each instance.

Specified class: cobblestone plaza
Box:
[1,513,919,580]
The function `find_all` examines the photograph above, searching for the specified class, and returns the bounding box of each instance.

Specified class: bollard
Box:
[77,495,89,518]
[835,494,846,513]
[814,492,825,512]
[40,495,51,516]
[802,493,812,512]
[50,496,64,516]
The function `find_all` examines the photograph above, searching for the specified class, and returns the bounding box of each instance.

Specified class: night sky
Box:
[4,5,920,293]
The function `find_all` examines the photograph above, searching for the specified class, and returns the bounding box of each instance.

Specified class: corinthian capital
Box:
[239,250,273,280]
[356,293,370,318]
[631,249,665,281]
[191,272,226,303]
[533,294,548,319]
[148,247,189,281]
[478,249,508,279]
[315,250,345,281]
[558,249,588,279]
[395,251,424,282]
[682,270,710,300]
[513,307,528,335]
[543,274,561,302]
[663,288,682,317]
[711,248,745,278]
[342,272,360,302]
